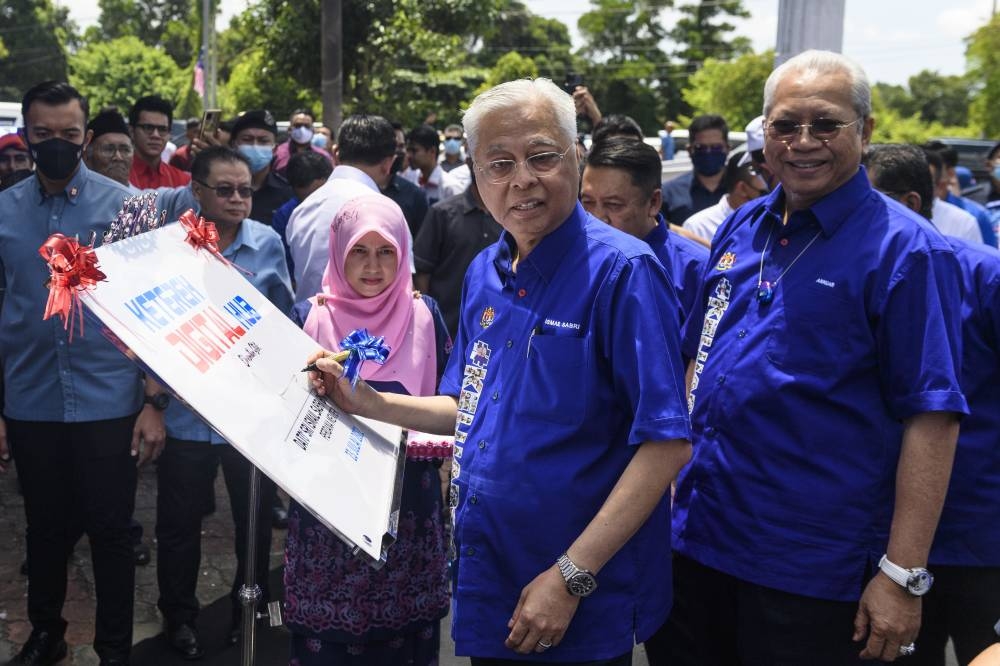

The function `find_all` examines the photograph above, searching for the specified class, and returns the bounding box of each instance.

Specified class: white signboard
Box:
[79,223,404,565]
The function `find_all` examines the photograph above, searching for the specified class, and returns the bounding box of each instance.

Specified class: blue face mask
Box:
[444,138,462,156]
[238,145,273,173]
[311,133,327,148]
[691,150,727,177]
[993,165,1000,181]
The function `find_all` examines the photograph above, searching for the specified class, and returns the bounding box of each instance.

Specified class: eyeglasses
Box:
[195,179,253,199]
[134,123,171,135]
[477,146,572,184]
[765,118,862,143]
[93,143,133,158]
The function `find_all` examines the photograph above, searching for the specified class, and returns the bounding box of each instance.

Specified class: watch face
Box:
[568,572,597,597]
[147,393,170,410]
[907,570,934,596]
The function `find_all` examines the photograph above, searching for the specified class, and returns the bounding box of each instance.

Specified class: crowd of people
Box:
[0,47,999,666]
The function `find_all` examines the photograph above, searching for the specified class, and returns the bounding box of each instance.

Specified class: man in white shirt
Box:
[285,114,398,301]
[925,149,983,243]
[683,152,770,244]
[405,124,462,205]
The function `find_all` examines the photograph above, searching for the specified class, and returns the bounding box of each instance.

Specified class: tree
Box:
[475,1,574,79]
[682,50,772,129]
[68,36,186,112]
[869,86,978,144]
[907,70,972,127]
[474,51,538,96]
[872,82,916,119]
[577,0,674,132]
[667,0,751,118]
[0,0,77,101]
[966,14,1000,137]
[84,0,200,68]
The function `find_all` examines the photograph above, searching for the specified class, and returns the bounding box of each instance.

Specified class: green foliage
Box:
[869,87,978,144]
[670,0,751,72]
[68,36,186,112]
[218,47,319,118]
[906,70,972,127]
[966,14,1000,137]
[474,51,538,96]
[577,0,673,133]
[0,0,76,100]
[682,49,772,129]
[475,1,574,79]
[85,0,200,68]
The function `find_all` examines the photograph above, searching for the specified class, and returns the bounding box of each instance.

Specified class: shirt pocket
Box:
[765,283,851,375]
[516,333,591,426]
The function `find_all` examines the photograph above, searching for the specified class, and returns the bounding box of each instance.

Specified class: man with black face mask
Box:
[382,122,430,239]
[660,114,730,224]
[0,81,166,666]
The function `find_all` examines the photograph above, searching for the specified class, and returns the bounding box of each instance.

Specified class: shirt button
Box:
[738,329,747,338]
[478,440,486,450]
[780,238,789,246]
[506,340,513,348]
[492,391,499,401]
[716,375,726,385]
[705,426,716,436]
[470,495,479,505]
[517,288,527,298]
[465,546,476,556]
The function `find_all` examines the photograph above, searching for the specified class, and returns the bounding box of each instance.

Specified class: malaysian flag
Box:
[193,48,205,99]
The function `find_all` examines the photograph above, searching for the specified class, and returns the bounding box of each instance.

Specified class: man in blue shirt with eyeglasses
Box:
[663,51,968,666]
[660,114,730,224]
[311,77,692,665]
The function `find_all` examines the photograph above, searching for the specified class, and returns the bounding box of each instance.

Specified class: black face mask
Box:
[28,137,83,181]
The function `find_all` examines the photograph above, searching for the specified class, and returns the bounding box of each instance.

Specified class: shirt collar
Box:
[222,219,256,257]
[757,166,872,238]
[34,162,89,205]
[330,164,379,192]
[493,202,584,285]
[645,213,669,247]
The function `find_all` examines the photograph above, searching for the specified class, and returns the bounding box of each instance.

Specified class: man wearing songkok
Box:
[866,143,1000,666]
[663,51,968,665]
[0,80,166,666]
[85,109,135,188]
[310,77,692,665]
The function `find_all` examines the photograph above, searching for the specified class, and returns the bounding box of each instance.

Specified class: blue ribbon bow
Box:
[339,328,390,389]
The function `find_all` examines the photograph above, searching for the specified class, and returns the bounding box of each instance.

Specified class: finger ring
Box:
[899,643,916,656]
[537,640,552,650]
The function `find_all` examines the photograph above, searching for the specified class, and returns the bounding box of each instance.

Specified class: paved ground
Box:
[0,460,649,665]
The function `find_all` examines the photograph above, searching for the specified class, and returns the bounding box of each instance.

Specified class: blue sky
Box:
[60,0,994,86]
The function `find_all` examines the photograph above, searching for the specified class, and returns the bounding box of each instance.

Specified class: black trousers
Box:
[471,654,630,666]
[908,565,1000,666]
[648,554,883,666]
[155,437,275,627]
[8,415,139,662]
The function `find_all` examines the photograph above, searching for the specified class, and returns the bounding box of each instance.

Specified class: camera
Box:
[563,73,584,95]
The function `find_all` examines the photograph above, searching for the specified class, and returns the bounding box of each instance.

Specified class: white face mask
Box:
[290,126,314,145]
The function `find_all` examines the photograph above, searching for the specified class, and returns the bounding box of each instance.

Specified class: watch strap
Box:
[878,554,913,588]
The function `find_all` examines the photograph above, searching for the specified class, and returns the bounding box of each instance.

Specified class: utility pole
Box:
[200,0,217,108]
[321,0,343,134]
[774,0,846,67]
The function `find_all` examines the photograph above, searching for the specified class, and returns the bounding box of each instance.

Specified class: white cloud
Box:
[936,0,993,40]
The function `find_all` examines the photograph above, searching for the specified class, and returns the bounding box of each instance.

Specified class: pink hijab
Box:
[303,195,436,397]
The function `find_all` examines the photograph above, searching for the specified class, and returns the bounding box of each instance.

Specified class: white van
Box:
[0,101,23,136]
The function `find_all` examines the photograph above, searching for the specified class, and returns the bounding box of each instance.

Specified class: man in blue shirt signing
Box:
[663,51,968,665]
[311,78,693,664]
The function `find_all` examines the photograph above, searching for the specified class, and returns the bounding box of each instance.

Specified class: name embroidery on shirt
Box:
[451,340,493,513]
[815,278,835,288]
[715,252,736,271]
[543,318,580,331]
[689,277,732,413]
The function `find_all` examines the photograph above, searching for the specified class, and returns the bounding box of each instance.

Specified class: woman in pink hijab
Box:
[283,194,452,665]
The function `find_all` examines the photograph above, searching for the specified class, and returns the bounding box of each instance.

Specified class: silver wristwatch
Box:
[556,552,598,597]
[878,554,934,596]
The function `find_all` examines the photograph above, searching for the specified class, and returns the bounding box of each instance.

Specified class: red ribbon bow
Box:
[38,233,107,341]
[177,209,252,275]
